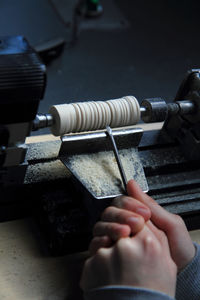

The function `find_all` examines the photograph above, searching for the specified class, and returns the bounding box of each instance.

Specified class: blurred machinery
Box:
[1,36,200,255]
[0,36,46,186]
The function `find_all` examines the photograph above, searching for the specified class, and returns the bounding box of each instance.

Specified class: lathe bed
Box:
[1,122,200,256]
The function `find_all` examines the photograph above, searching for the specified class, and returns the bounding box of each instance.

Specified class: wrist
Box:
[177,242,196,272]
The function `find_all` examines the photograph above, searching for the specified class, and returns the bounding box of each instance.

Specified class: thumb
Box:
[127,180,195,270]
[127,180,176,232]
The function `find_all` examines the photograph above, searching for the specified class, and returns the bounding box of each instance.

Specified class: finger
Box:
[93,221,131,241]
[89,236,113,256]
[127,179,176,232]
[101,206,145,234]
[80,247,112,291]
[112,196,151,222]
[127,180,195,268]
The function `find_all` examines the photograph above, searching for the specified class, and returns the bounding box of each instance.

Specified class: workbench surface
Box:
[0,218,87,300]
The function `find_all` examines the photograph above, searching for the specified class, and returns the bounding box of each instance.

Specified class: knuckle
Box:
[101,206,115,218]
[113,196,133,209]
[95,248,103,257]
[143,234,154,246]
[122,197,133,209]
[83,257,92,271]
[95,248,108,261]
[106,223,118,237]
[144,235,161,254]
[89,236,109,255]
[171,214,185,227]
[115,237,132,253]
[123,197,144,211]
[163,213,185,233]
[105,222,112,232]
[93,221,101,235]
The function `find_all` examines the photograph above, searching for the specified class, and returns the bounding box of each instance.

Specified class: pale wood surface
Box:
[26,134,61,143]
[189,230,200,244]
[0,219,87,300]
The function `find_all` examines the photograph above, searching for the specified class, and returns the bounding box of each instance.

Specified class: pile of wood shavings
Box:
[69,149,138,197]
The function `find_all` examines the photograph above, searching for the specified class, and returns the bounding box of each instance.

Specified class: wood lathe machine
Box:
[1,36,200,255]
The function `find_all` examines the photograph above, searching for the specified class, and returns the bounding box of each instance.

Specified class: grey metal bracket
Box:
[59,127,148,201]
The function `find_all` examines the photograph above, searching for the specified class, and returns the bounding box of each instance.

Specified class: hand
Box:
[93,179,195,271]
[126,180,196,271]
[81,222,177,297]
[89,197,151,255]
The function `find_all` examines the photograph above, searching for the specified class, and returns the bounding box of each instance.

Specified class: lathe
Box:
[1,35,200,255]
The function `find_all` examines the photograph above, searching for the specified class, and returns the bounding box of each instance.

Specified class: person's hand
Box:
[89,196,151,255]
[81,222,177,297]
[92,179,195,271]
[127,180,196,271]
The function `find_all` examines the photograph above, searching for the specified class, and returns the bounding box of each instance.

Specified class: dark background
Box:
[1,0,200,134]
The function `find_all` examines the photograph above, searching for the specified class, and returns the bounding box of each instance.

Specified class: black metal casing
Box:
[0,36,46,124]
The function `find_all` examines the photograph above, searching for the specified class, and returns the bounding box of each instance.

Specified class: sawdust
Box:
[69,148,144,197]
[26,141,60,161]
[24,160,70,184]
